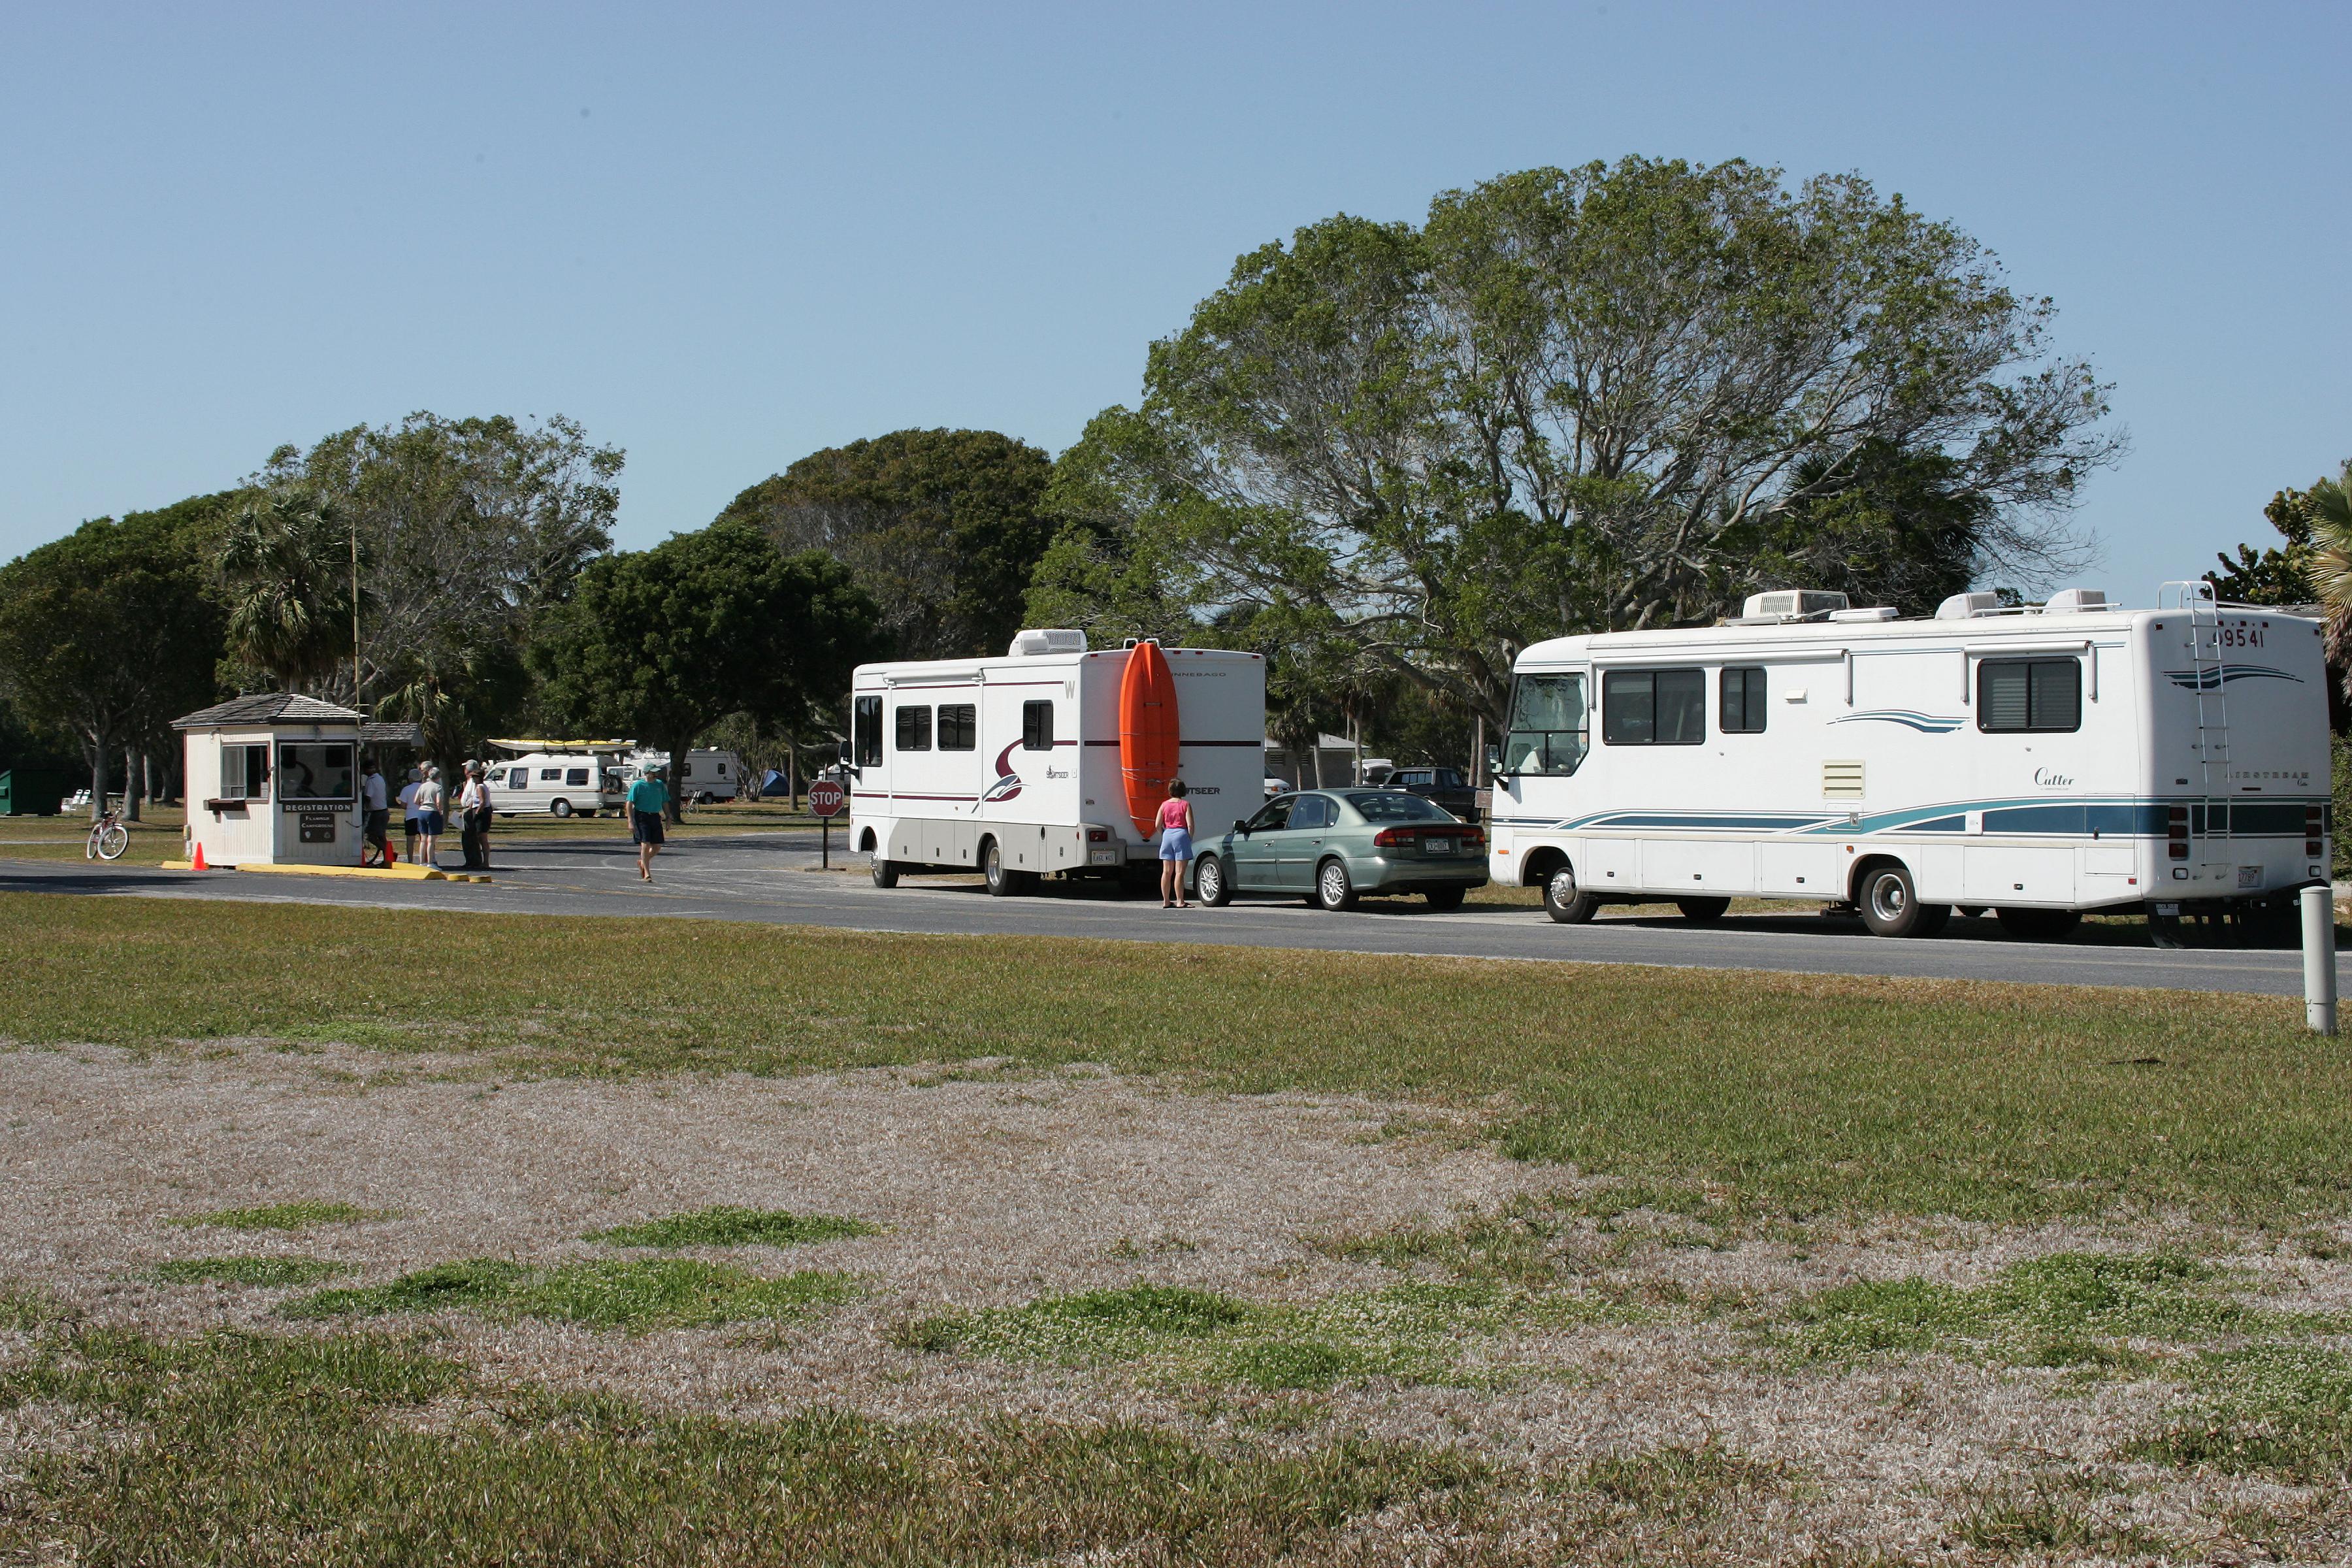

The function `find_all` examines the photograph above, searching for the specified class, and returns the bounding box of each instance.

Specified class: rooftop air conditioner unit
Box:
[1935,592,2001,620]
[2042,587,2109,613]
[1007,628,1088,657]
[1736,589,1850,624]
[1827,606,1898,623]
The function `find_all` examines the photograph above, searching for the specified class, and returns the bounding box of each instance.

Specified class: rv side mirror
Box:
[1484,744,1505,778]
[836,740,853,766]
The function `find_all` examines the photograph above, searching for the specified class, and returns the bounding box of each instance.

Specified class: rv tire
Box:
[550,798,573,819]
[1541,864,1601,924]
[1313,857,1358,912]
[1676,896,1730,923]
[870,858,901,889]
[1857,862,1943,938]
[1423,885,1466,911]
[1995,907,2081,941]
[981,838,1030,897]
[1194,854,1233,907]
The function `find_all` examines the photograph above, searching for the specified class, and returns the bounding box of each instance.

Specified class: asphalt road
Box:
[4,833,2338,997]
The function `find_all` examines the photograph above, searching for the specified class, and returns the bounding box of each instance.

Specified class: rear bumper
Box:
[1355,853,1488,892]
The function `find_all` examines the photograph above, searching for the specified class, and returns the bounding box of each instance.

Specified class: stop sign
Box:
[808,779,847,818]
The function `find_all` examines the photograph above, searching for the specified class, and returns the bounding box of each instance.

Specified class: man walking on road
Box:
[627,762,668,882]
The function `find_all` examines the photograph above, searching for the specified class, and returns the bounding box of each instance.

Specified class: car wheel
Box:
[1676,896,1730,923]
[1542,863,1601,924]
[550,798,572,818]
[871,857,900,889]
[1313,857,1357,912]
[1858,862,1946,938]
[1995,907,2082,941]
[1423,885,1466,911]
[1195,854,1233,907]
[982,839,1028,897]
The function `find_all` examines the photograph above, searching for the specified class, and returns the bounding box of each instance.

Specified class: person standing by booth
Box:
[627,762,667,882]
[398,767,424,862]
[458,762,488,870]
[361,760,390,866]
[413,764,446,867]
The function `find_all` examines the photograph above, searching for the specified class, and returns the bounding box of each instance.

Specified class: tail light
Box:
[1086,828,1110,843]
[1373,827,1405,848]
[2167,804,2189,861]
[2307,804,2325,858]
[1371,825,1487,849]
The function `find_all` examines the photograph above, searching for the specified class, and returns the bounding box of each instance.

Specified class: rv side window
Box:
[565,768,589,787]
[895,705,932,752]
[540,768,563,781]
[1978,659,2081,733]
[1720,667,1767,734]
[1021,700,1054,751]
[854,696,883,767]
[1503,673,1588,776]
[507,768,528,787]
[1603,668,1705,746]
[938,703,977,751]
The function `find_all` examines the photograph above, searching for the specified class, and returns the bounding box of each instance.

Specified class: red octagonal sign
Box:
[808,779,847,818]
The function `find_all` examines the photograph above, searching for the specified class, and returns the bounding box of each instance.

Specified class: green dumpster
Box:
[0,767,73,816]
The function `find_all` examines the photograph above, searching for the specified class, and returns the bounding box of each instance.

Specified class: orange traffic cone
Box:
[385,843,397,865]
[190,843,207,871]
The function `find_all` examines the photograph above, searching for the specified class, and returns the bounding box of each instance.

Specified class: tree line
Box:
[25,155,2327,821]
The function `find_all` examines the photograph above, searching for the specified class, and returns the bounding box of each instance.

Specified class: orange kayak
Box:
[1119,641,1179,838]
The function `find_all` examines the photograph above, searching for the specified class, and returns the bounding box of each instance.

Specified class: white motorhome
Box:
[1488,583,2331,940]
[627,748,745,804]
[846,629,1267,894]
[485,741,630,818]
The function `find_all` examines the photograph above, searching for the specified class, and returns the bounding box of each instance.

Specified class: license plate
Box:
[1090,849,1120,866]
[1425,837,1455,855]
[2237,865,2261,889]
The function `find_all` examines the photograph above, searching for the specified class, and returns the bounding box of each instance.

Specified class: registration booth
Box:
[176,694,363,868]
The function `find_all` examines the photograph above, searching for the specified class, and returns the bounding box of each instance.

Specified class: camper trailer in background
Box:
[845,629,1267,895]
[1488,581,2331,941]
[485,740,630,817]
[625,748,745,804]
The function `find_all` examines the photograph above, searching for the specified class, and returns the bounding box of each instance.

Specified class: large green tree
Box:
[0,514,225,817]
[529,519,880,819]
[1033,157,2120,724]
[717,429,1053,660]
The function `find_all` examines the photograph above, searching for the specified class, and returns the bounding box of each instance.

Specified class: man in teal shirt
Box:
[627,764,668,881]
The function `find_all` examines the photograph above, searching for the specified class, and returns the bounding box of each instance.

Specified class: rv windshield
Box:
[1503,673,1587,776]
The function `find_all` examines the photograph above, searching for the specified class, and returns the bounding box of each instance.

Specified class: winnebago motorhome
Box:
[846,629,1267,894]
[1488,582,2330,941]
[485,740,630,818]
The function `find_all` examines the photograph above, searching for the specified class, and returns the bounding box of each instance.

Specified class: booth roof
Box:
[173,693,362,729]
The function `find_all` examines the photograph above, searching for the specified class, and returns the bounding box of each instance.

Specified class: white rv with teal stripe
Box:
[1488,583,2331,938]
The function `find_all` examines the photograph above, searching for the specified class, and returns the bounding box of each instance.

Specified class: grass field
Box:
[7,890,2352,1562]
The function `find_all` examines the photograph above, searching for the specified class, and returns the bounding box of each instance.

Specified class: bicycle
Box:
[86,809,129,862]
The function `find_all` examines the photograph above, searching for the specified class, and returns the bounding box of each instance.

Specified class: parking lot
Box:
[4,828,2340,996]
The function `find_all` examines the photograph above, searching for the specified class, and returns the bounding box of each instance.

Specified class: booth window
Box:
[276,742,355,802]
[1022,700,1054,751]
[853,696,883,767]
[1502,673,1588,776]
[1978,659,2081,733]
[938,703,977,751]
[1603,668,1706,745]
[219,742,271,800]
[1720,666,1767,734]
[895,705,932,752]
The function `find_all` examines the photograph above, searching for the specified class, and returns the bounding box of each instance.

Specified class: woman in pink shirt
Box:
[1155,779,1194,909]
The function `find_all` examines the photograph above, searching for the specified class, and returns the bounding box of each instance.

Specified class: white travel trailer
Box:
[845,629,1267,894]
[626,748,745,804]
[1488,583,2332,940]
[485,741,630,818]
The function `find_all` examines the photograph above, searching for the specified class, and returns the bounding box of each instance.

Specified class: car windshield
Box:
[1346,791,1454,823]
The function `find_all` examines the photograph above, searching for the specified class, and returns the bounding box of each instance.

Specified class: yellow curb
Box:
[163,860,468,882]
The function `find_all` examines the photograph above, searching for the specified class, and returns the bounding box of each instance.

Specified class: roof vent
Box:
[1735,589,1850,625]
[1007,628,1088,657]
[2042,587,2109,613]
[1935,592,2001,620]
[1828,606,1898,623]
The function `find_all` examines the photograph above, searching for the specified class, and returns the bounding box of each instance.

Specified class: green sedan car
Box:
[1192,789,1488,911]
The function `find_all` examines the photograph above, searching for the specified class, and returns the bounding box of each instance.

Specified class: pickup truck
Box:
[1381,766,1478,821]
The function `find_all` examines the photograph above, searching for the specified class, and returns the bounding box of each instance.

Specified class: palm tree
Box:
[2293,460,2352,691]
[217,489,354,694]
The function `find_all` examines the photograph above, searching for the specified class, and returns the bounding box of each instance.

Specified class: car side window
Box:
[1292,794,1333,830]
[1248,797,1294,832]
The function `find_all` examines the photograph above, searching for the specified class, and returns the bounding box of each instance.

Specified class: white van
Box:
[845,629,1267,894]
[1488,581,2331,940]
[485,744,629,818]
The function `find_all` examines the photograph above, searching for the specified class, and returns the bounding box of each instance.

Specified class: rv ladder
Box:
[2160,580,2234,858]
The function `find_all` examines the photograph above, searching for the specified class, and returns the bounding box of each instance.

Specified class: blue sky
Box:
[3,2,2345,605]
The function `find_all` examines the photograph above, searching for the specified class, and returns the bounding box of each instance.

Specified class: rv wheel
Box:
[550,798,573,818]
[1541,865,1601,924]
[1857,863,1946,938]
[1423,885,1466,911]
[1194,854,1233,907]
[871,858,901,889]
[1995,907,2082,941]
[1676,896,1730,923]
[981,839,1030,897]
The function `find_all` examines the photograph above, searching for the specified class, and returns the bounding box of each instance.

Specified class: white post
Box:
[2302,883,2336,1035]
